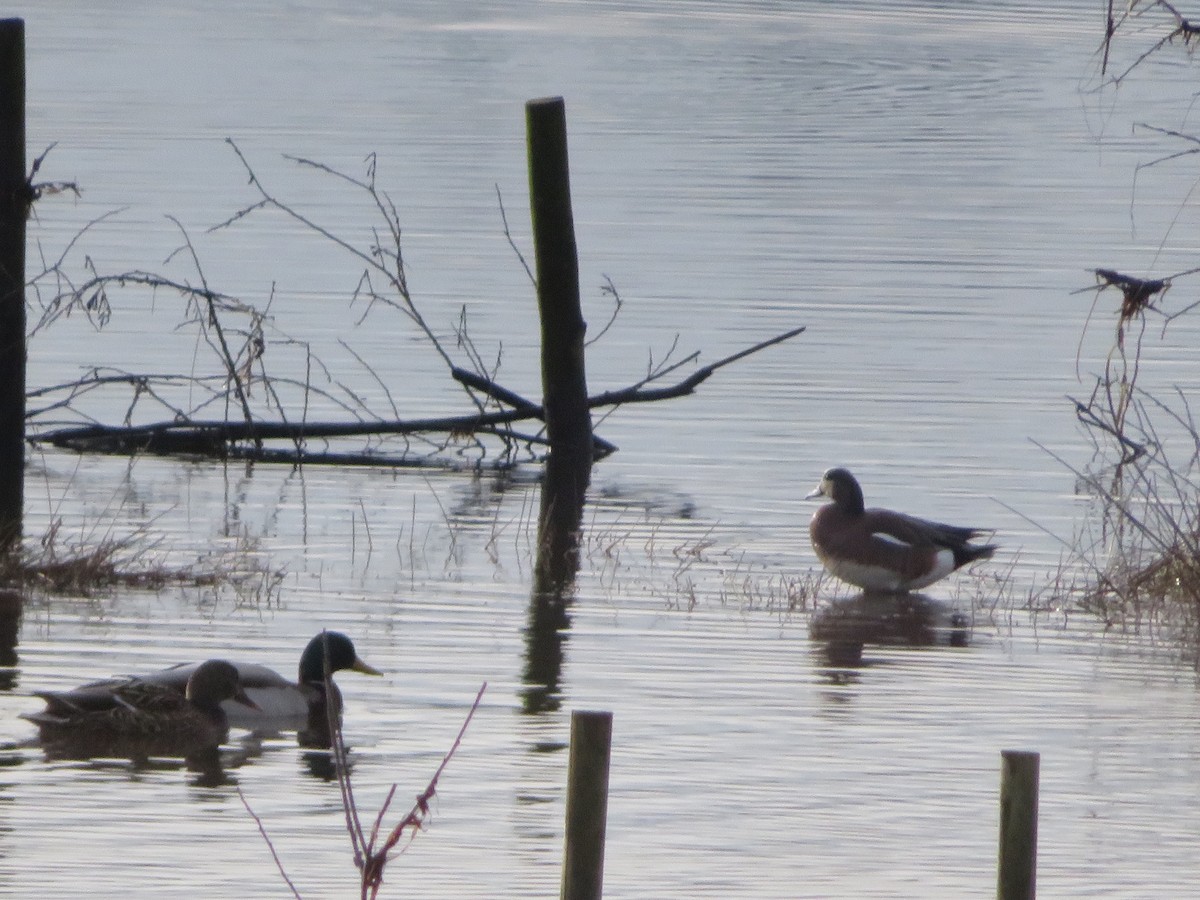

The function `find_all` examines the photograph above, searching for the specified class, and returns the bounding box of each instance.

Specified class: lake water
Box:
[4,1,1200,897]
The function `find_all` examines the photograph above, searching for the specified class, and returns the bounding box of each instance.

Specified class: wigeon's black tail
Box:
[952,542,997,568]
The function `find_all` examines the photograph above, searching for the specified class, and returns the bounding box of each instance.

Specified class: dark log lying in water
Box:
[33,325,805,469]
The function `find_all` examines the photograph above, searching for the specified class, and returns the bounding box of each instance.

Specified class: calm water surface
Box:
[4,1,1200,897]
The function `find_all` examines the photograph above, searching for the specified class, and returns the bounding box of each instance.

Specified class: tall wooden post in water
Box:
[526,96,592,590]
[0,19,25,553]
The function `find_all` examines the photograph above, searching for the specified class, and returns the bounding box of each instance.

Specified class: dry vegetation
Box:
[1012,3,1200,660]
[1064,264,1200,657]
[240,664,485,900]
[1,514,280,599]
[2,460,284,602]
[575,508,823,616]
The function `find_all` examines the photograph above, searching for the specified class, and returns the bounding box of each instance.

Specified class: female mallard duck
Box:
[22,659,259,756]
[807,467,997,593]
[138,631,381,732]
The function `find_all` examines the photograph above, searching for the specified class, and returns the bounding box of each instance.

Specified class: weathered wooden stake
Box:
[0,18,25,554]
[526,96,592,590]
[561,710,612,900]
[997,749,1039,900]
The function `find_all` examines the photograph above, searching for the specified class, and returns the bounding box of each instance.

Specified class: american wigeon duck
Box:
[807,467,997,593]
[137,631,381,733]
[22,659,259,755]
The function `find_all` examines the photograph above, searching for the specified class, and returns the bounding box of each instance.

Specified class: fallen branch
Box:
[33,325,806,467]
[29,144,806,471]
[452,366,619,458]
[589,324,806,406]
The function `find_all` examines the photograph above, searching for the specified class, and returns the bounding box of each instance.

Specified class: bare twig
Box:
[496,184,535,288]
[1102,0,1200,84]
[358,682,486,899]
[318,630,486,900]
[589,325,807,407]
[236,788,304,900]
[26,143,80,208]
[164,216,258,435]
[587,275,623,347]
[222,140,454,373]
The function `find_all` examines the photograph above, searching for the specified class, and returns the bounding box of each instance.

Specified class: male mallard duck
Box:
[22,659,259,756]
[137,631,381,730]
[807,467,997,593]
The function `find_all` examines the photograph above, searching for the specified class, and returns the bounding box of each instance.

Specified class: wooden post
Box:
[526,96,592,590]
[561,710,612,900]
[0,18,25,554]
[997,749,1039,900]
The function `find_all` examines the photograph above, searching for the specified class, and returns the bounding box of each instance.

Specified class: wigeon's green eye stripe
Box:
[808,468,997,593]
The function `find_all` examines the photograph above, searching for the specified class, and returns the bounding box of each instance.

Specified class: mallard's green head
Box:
[297,632,382,686]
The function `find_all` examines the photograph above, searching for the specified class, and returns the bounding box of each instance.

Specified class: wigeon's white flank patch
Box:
[819,543,956,592]
[824,556,906,592]
[904,548,956,591]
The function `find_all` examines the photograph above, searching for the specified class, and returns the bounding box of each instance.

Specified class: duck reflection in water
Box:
[809,591,972,672]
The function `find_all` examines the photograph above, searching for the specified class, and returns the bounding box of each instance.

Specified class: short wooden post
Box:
[526,96,592,591]
[0,18,25,554]
[997,749,1039,900]
[561,710,612,900]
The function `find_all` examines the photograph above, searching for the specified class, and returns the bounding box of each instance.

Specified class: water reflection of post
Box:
[522,97,593,715]
[0,588,20,691]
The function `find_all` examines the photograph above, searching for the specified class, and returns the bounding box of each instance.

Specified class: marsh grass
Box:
[3,516,216,595]
[1059,8,1200,661]
[1066,266,1200,658]
[576,507,825,616]
[713,555,823,618]
[1070,449,1200,655]
[1,505,283,605]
